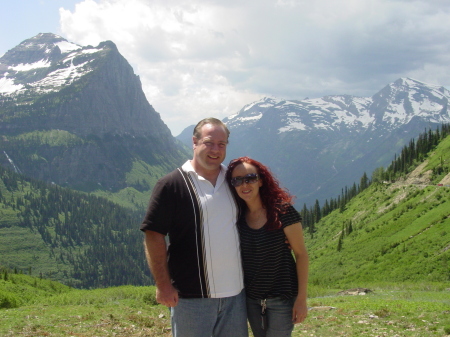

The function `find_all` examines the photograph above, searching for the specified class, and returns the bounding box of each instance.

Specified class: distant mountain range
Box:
[178,78,450,206]
[0,33,190,204]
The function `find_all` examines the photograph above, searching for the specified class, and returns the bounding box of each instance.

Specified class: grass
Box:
[12,130,85,147]
[1,279,449,336]
[305,180,450,286]
[296,283,450,337]
[0,299,171,336]
[0,283,170,337]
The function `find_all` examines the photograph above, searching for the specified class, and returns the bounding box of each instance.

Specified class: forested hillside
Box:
[304,124,450,286]
[0,167,150,289]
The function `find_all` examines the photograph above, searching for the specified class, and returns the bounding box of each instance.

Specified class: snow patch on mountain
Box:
[242,97,280,112]
[235,113,263,123]
[11,59,51,71]
[29,60,93,93]
[0,76,23,94]
[278,120,307,132]
[55,41,81,54]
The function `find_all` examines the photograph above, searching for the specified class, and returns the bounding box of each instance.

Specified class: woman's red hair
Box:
[226,156,294,230]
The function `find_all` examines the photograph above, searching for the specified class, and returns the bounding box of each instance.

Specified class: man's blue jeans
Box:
[246,297,295,337]
[171,289,248,337]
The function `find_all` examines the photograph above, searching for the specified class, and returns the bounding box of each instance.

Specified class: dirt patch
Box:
[377,161,433,214]
[399,161,432,186]
[438,172,450,185]
[337,288,372,296]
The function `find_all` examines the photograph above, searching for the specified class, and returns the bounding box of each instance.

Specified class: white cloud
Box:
[59,0,450,135]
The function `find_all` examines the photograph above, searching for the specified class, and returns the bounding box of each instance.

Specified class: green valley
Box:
[0,167,151,288]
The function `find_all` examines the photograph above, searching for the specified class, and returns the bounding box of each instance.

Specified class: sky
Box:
[2,0,450,136]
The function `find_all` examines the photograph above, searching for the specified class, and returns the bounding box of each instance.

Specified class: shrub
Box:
[142,292,157,305]
[0,291,20,308]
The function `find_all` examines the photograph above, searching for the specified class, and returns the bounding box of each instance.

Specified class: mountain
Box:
[0,33,190,206]
[178,78,450,207]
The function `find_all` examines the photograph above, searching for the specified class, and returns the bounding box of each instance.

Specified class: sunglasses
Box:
[230,173,259,187]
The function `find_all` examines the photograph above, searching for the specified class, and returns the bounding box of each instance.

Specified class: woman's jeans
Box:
[246,297,295,337]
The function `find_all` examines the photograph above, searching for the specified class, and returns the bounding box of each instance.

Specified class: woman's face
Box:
[231,162,263,204]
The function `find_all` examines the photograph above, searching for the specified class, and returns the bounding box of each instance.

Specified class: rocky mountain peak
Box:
[369,77,450,128]
[0,33,80,71]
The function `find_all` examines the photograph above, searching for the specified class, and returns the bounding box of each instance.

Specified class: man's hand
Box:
[156,283,179,307]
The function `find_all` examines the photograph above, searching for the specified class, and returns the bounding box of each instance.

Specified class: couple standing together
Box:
[140,117,309,337]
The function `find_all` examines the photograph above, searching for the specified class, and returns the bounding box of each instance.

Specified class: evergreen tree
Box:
[360,172,369,191]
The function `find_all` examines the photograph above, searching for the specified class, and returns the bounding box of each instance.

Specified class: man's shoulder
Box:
[157,168,185,184]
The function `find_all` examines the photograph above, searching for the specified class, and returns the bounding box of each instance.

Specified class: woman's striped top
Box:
[238,205,301,300]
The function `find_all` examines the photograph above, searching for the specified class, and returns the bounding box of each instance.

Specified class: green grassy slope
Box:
[306,136,450,287]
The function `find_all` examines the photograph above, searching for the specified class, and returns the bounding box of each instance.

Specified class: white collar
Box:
[182,160,227,187]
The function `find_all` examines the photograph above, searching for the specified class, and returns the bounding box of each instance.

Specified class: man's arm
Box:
[144,230,179,307]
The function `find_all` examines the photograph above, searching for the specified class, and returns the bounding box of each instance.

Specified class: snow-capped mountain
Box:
[0,33,171,138]
[179,78,450,207]
[224,95,372,133]
[224,78,449,134]
[0,33,189,195]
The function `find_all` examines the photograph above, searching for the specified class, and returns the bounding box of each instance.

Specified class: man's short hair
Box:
[193,117,230,140]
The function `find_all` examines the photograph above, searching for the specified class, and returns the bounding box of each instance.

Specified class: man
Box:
[140,117,248,337]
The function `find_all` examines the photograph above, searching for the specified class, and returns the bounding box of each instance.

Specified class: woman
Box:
[226,156,309,337]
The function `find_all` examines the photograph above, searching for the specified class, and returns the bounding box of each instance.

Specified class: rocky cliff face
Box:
[0,34,189,195]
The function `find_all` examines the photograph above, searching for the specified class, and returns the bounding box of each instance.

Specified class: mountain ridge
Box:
[222,77,450,134]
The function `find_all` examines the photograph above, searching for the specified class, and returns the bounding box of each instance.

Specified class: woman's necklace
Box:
[246,208,267,229]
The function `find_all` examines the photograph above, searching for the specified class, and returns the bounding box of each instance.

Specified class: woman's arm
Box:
[284,222,309,323]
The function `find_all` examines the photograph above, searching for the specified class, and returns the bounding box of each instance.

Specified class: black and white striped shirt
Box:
[238,205,301,300]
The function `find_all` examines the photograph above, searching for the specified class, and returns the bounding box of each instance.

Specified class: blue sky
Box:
[2,0,450,135]
[0,1,78,55]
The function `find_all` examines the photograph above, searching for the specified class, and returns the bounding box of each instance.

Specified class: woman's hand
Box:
[292,297,308,323]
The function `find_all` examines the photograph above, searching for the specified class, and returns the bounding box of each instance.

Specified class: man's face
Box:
[192,123,228,173]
